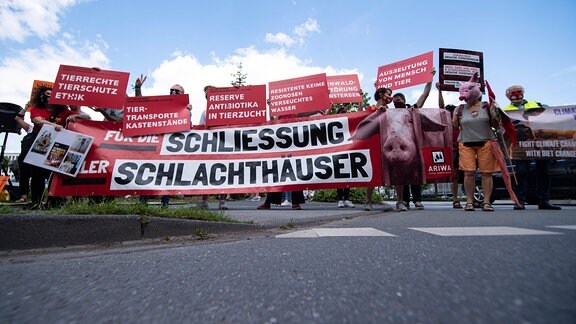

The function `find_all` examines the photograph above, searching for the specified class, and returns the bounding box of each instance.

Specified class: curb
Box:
[0,214,259,251]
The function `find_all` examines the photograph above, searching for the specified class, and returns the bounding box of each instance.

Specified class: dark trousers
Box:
[403,184,422,203]
[30,165,51,205]
[337,188,350,200]
[18,133,36,197]
[513,159,551,203]
[265,191,305,205]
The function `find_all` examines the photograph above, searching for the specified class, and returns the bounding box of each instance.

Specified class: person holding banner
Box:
[198,85,229,210]
[137,78,190,208]
[28,87,86,207]
[504,85,561,210]
[437,82,463,208]
[363,87,394,211]
[391,68,435,211]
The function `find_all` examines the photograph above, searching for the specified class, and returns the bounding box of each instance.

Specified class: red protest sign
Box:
[29,80,54,105]
[438,48,484,93]
[268,73,330,117]
[51,65,130,109]
[376,51,434,90]
[205,85,267,127]
[327,74,363,104]
[122,94,191,137]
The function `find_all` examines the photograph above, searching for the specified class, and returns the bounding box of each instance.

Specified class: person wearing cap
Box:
[503,85,561,210]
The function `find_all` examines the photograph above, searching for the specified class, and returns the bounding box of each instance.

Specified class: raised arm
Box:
[134,74,147,97]
[436,82,445,109]
[415,67,436,108]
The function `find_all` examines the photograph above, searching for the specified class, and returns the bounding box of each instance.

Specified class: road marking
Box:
[547,225,576,230]
[276,227,396,238]
[410,226,563,237]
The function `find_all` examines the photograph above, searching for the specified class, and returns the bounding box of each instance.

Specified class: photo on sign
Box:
[70,135,93,154]
[31,129,56,155]
[58,152,83,175]
[44,142,69,168]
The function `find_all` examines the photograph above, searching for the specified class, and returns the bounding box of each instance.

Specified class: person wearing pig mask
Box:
[453,73,501,211]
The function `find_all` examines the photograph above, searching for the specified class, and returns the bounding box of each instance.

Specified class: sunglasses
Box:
[170,89,182,95]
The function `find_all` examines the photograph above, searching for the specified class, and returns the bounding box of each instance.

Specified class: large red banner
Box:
[268,73,331,117]
[205,85,267,127]
[50,111,383,196]
[122,94,191,137]
[327,74,363,104]
[376,52,434,90]
[50,65,130,109]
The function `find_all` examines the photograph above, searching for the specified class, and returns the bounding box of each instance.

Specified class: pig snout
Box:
[382,135,416,163]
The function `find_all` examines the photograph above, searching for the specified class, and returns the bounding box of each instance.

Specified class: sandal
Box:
[453,201,462,209]
[15,195,28,203]
[482,202,494,212]
[464,203,475,211]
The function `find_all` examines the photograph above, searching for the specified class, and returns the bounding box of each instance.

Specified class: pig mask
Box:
[458,72,482,103]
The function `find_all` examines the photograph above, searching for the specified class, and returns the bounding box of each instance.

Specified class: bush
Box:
[312,188,382,204]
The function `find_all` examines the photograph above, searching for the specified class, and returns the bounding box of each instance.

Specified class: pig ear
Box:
[420,113,447,132]
[351,110,382,140]
[468,72,479,83]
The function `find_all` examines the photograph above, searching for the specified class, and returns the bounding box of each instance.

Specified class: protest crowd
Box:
[7,49,571,213]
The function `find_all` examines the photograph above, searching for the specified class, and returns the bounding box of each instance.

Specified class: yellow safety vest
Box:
[504,101,540,111]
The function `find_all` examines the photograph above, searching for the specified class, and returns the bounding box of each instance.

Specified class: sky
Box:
[1,0,575,153]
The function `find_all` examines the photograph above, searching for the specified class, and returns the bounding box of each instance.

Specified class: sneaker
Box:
[196,200,209,209]
[250,196,262,201]
[281,200,291,206]
[257,203,270,210]
[292,204,302,210]
[337,200,345,208]
[343,200,355,208]
[382,203,394,212]
[403,202,411,210]
[218,201,228,210]
[414,201,424,210]
[396,201,408,212]
[363,201,373,211]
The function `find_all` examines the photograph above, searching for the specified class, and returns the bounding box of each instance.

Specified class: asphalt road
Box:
[1,201,575,323]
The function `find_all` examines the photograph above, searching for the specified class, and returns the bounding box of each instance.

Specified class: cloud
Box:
[0,0,79,42]
[141,46,360,124]
[264,32,296,48]
[0,34,109,152]
[293,18,320,38]
[548,65,576,79]
[264,18,320,48]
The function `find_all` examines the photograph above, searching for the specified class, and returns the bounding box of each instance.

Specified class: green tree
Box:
[231,63,248,87]
[328,92,371,114]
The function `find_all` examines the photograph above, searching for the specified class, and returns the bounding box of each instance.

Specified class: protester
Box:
[336,188,355,208]
[14,106,34,202]
[197,85,228,210]
[453,73,500,211]
[436,82,462,208]
[257,191,306,210]
[28,87,87,207]
[363,87,393,212]
[392,68,435,211]
[503,85,561,210]
[137,77,187,208]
